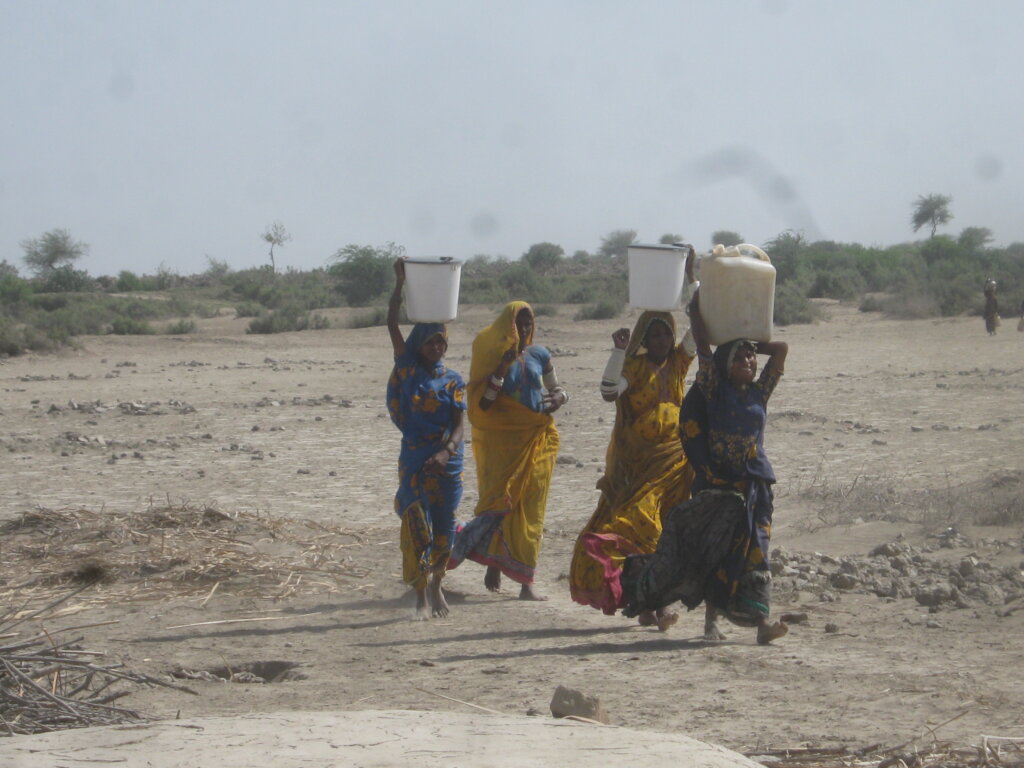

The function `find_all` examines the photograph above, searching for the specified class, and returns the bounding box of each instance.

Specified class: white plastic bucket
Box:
[698,243,775,345]
[404,257,463,323]
[627,244,687,310]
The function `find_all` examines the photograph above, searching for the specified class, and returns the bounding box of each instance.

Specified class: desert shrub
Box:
[0,274,32,307]
[533,304,558,317]
[235,301,263,318]
[773,282,820,325]
[574,296,623,320]
[499,264,549,301]
[808,268,866,301]
[109,317,155,335]
[115,271,144,292]
[859,292,938,319]
[327,243,401,306]
[164,319,196,334]
[348,307,387,328]
[39,266,94,293]
[247,305,329,334]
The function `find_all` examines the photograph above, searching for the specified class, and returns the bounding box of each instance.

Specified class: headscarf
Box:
[403,322,448,372]
[468,301,533,385]
[468,301,549,430]
[713,338,758,381]
[624,311,676,358]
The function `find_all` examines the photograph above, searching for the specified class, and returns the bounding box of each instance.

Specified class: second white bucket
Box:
[404,257,463,323]
[627,244,687,310]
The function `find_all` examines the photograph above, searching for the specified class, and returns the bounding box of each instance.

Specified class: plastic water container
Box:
[404,257,463,323]
[698,243,775,344]
[627,244,687,310]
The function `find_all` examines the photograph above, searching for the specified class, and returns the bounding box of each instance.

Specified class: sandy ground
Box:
[1,302,1023,764]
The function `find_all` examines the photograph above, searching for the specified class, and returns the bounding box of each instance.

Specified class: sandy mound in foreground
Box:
[0,709,760,768]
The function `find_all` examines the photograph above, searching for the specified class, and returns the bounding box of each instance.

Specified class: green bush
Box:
[327,243,402,306]
[773,282,821,325]
[164,319,196,334]
[109,317,155,335]
[115,271,144,292]
[348,307,388,328]
[247,305,329,334]
[574,296,623,320]
[40,266,95,293]
[235,301,263,318]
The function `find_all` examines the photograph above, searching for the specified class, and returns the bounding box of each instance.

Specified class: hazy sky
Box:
[3,1,1022,277]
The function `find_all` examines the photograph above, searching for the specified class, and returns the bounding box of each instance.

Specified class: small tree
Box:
[597,229,637,259]
[0,260,19,279]
[522,242,563,274]
[911,194,953,238]
[327,242,404,306]
[711,230,743,247]
[261,222,292,272]
[21,229,88,277]
[957,226,993,251]
[659,233,685,245]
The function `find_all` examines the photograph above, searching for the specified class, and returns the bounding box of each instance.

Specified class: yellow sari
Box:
[449,302,560,585]
[569,311,694,614]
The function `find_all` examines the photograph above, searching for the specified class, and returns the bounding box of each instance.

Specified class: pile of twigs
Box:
[745,736,1024,767]
[0,503,373,610]
[0,588,197,736]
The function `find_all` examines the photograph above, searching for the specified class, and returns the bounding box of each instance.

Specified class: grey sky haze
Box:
[2,0,1022,277]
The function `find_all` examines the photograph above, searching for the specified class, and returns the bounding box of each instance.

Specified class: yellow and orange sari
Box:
[569,311,694,614]
[448,301,560,585]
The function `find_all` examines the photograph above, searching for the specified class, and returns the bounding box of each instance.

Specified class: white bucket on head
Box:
[698,243,775,345]
[404,257,463,323]
[628,244,687,310]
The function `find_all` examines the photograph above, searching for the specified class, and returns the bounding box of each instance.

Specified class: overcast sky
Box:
[2,1,1022,277]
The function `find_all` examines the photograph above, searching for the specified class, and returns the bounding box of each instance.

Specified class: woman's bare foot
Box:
[519,584,548,601]
[703,604,727,641]
[655,608,678,632]
[756,619,788,645]
[414,588,431,621]
[637,610,657,627]
[484,566,501,593]
[429,575,450,618]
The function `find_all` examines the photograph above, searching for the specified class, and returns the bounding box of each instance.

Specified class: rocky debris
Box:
[549,685,608,724]
[772,536,1024,612]
[119,400,196,415]
[47,399,196,415]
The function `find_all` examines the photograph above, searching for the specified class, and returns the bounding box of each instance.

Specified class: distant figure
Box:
[1018,299,1024,333]
[983,279,999,336]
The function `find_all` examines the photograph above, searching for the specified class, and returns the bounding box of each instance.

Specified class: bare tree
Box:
[261,222,292,272]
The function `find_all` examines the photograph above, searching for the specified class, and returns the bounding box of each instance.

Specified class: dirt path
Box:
[1,302,1023,760]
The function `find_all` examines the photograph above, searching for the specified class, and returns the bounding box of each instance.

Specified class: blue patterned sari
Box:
[622,339,782,625]
[386,323,466,589]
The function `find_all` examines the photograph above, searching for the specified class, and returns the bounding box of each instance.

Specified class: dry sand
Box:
[1,301,1023,765]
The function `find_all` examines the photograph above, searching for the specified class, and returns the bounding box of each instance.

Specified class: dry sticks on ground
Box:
[0,593,197,736]
[0,503,372,610]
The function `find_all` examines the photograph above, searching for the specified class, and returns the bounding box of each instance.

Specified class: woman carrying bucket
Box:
[449,302,567,600]
[569,250,698,630]
[386,259,466,620]
[620,287,789,645]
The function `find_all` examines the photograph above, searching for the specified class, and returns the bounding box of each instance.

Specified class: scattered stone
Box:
[549,686,608,724]
[824,623,839,634]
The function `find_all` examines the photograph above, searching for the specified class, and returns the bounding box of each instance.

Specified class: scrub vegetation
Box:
[2,212,1022,355]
